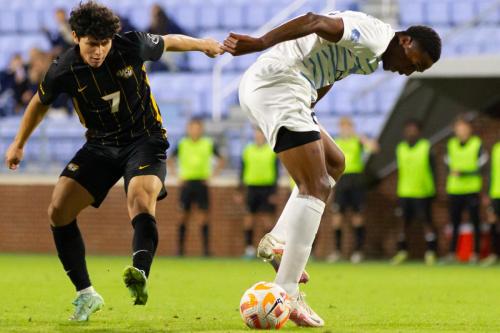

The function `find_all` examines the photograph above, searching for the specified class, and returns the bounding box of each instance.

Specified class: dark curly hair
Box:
[403,26,442,63]
[69,1,120,40]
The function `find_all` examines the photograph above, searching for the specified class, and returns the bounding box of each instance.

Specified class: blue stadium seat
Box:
[19,10,43,32]
[399,0,425,26]
[173,4,199,33]
[40,9,59,32]
[426,0,452,26]
[243,5,269,30]
[353,91,378,114]
[450,0,478,26]
[127,6,151,31]
[187,51,214,72]
[233,53,259,71]
[0,10,18,32]
[198,4,220,30]
[477,0,500,24]
[20,34,51,53]
[220,4,245,30]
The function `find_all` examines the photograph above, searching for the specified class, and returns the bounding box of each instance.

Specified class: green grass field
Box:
[0,254,499,332]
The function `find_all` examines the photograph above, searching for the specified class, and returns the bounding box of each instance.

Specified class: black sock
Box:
[131,213,158,277]
[354,226,365,251]
[51,220,91,291]
[334,229,342,251]
[397,233,407,251]
[491,224,498,255]
[178,224,186,256]
[244,229,253,247]
[202,224,210,256]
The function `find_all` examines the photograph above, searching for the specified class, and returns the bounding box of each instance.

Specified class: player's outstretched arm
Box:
[162,35,224,58]
[4,93,49,170]
[222,12,345,56]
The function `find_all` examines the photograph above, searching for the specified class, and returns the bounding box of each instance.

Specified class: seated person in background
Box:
[147,3,188,72]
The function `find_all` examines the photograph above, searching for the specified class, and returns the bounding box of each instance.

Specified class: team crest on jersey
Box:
[67,163,79,172]
[116,65,133,79]
[350,29,361,43]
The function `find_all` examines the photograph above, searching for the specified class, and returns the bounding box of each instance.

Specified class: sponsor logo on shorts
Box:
[67,163,79,172]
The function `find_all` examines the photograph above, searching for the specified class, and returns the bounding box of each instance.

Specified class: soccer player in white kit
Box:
[223,11,441,326]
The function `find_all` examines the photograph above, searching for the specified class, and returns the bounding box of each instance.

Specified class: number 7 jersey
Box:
[38,31,165,146]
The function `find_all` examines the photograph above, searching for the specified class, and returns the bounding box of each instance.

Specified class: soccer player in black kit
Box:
[4,1,223,321]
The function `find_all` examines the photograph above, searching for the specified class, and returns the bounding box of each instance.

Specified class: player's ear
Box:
[399,34,412,47]
[71,31,80,44]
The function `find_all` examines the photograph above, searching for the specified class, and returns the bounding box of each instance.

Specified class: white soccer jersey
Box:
[260,11,395,90]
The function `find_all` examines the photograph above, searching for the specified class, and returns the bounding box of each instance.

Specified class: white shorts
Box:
[238,57,320,150]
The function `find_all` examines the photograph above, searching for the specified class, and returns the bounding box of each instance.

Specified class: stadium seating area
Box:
[0,0,498,172]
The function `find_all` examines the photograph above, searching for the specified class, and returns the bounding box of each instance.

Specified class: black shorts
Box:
[246,186,276,213]
[399,197,433,224]
[492,199,500,217]
[61,132,169,208]
[274,127,321,153]
[180,180,209,211]
[333,173,365,213]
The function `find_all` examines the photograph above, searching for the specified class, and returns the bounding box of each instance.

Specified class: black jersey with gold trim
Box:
[38,31,165,146]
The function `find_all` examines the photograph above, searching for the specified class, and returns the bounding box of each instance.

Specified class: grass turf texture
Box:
[0,254,499,332]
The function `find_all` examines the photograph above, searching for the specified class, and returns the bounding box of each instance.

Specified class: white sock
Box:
[274,194,325,297]
[269,176,337,242]
[270,177,334,243]
[269,186,299,242]
[77,286,95,296]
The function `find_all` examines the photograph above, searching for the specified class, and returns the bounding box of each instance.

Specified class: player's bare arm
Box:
[222,13,344,56]
[4,93,49,170]
[162,35,224,57]
[311,85,333,109]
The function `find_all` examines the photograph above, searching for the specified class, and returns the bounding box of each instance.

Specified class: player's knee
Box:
[298,175,331,202]
[48,201,70,226]
[326,150,345,181]
[128,192,154,215]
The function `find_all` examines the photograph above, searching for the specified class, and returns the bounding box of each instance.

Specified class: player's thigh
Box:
[399,198,414,222]
[319,126,345,181]
[246,187,260,214]
[180,182,194,212]
[240,60,319,150]
[194,182,210,211]
[333,188,348,215]
[49,176,94,226]
[278,138,330,202]
[493,199,500,218]
[52,144,122,222]
[123,133,169,209]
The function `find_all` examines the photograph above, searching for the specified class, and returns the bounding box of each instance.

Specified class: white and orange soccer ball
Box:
[239,281,290,329]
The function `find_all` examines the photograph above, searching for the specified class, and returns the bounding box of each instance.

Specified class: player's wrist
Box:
[12,138,25,149]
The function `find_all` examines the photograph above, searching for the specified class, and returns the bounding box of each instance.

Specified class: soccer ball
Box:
[239,281,290,329]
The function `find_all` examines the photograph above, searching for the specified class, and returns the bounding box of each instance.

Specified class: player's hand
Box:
[5,142,24,170]
[222,32,265,56]
[202,38,225,58]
